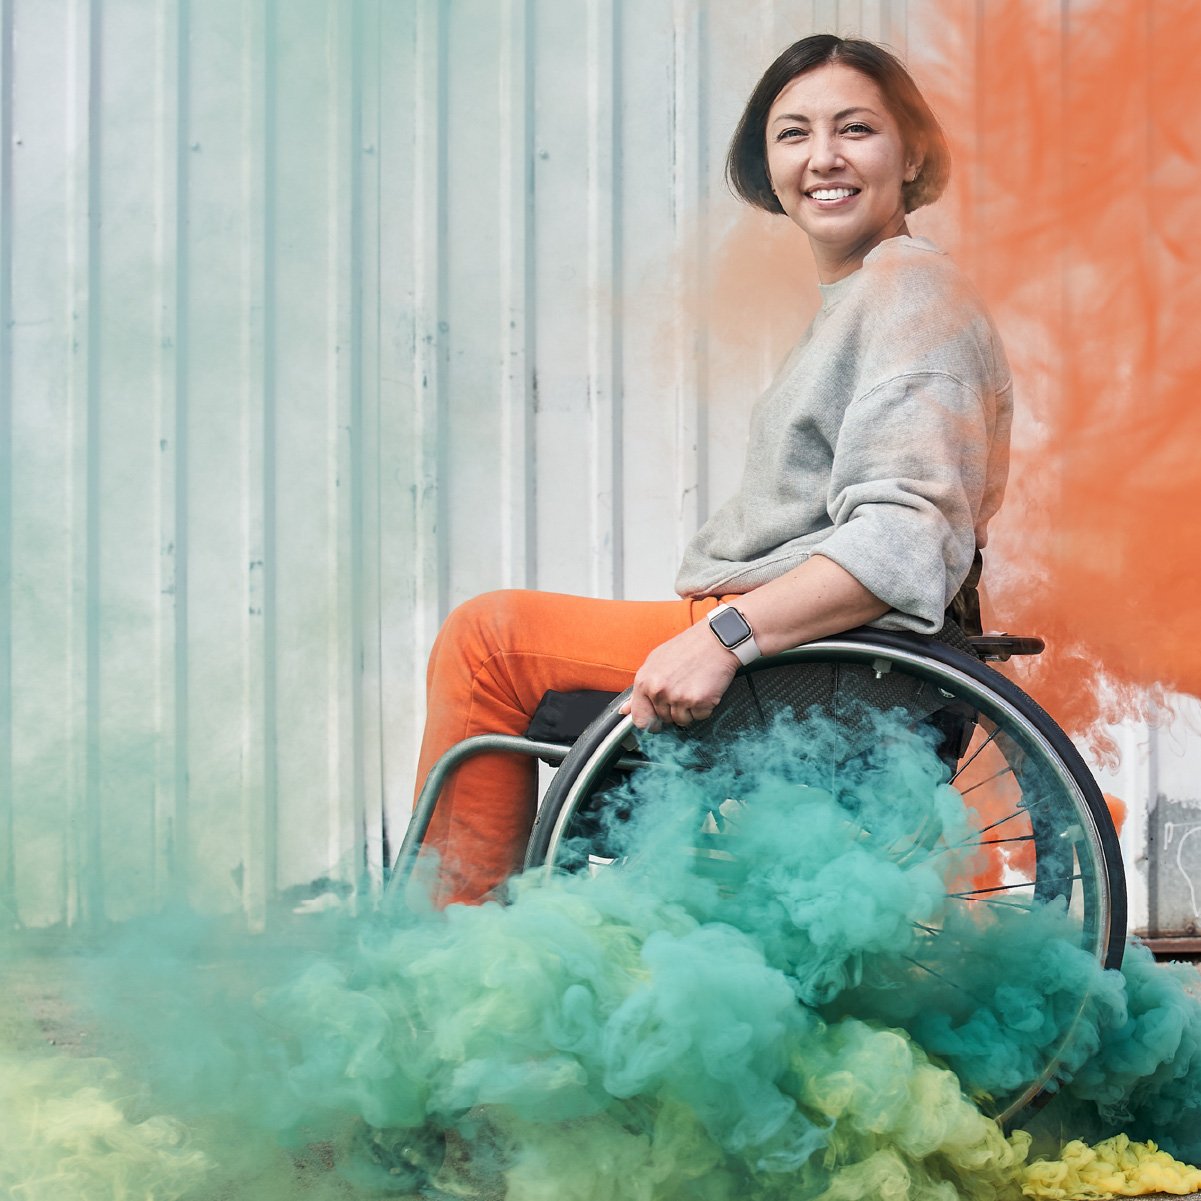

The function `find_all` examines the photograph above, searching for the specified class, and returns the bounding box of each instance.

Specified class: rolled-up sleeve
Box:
[811,371,991,633]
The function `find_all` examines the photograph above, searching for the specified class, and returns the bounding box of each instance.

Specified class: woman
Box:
[415,34,1011,907]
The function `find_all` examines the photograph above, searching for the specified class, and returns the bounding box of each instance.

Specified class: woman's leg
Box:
[415,589,718,906]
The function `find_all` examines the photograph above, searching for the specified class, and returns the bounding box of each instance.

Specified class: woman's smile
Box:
[804,185,860,206]
[800,179,868,209]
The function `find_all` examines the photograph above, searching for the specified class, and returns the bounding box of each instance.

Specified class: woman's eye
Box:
[776,127,807,141]
[843,122,874,135]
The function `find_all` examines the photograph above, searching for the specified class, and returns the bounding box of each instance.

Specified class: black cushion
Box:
[525,689,619,744]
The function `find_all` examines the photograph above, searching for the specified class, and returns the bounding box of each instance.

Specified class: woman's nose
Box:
[809,134,843,171]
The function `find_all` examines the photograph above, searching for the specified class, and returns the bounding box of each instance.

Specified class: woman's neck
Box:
[811,219,911,284]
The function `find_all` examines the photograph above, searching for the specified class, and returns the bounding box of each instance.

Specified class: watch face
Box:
[711,606,752,648]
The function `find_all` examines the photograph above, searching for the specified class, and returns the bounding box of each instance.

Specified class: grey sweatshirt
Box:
[674,236,1012,634]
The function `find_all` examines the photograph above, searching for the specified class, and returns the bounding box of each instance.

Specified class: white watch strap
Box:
[729,631,761,666]
[710,604,762,666]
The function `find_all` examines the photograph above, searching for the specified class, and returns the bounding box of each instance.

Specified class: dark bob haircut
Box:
[727,34,951,216]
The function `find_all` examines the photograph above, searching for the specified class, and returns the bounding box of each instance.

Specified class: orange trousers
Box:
[415,589,723,905]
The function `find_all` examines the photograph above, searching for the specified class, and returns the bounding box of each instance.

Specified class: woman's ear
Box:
[905,139,926,184]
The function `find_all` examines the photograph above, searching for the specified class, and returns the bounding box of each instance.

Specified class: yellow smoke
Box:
[1022,1134,1201,1199]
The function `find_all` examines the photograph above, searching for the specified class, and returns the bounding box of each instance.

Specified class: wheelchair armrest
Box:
[968,634,1045,661]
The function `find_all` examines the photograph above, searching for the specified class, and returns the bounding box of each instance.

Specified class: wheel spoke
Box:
[949,874,1081,899]
[933,792,1061,856]
[959,764,1016,796]
[947,895,1035,912]
[916,823,1035,867]
[949,724,1002,783]
[899,954,995,1008]
[743,674,768,728]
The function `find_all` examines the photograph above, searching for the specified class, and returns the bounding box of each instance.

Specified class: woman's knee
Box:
[437,589,539,660]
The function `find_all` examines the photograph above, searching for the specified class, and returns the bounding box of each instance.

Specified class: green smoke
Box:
[2,707,1200,1197]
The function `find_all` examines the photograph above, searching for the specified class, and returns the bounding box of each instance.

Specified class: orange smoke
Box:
[711,3,1201,749]
[918,1,1201,745]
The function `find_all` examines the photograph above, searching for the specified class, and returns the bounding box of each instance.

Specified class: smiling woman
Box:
[415,34,1011,907]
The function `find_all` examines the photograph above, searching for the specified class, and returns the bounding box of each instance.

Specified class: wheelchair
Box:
[388,624,1127,1129]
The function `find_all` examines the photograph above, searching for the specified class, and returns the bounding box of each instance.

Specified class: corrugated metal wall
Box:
[0,0,1193,933]
[3,0,388,925]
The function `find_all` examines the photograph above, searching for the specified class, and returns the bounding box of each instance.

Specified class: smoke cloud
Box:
[4,708,1201,1198]
[914,0,1201,745]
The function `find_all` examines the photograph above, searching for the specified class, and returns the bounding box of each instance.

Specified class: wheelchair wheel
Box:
[523,630,1126,1126]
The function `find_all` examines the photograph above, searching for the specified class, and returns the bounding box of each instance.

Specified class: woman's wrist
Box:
[725,558,889,655]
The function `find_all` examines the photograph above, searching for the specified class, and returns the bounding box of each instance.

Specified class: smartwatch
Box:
[707,603,761,666]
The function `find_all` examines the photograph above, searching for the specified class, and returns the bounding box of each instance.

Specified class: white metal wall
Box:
[0,0,1192,933]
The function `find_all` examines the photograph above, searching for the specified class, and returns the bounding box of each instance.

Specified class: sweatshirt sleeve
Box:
[810,370,991,633]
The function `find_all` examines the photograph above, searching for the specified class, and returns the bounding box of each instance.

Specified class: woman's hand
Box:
[619,621,739,731]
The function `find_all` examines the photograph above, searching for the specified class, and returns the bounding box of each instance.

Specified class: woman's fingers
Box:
[627,684,677,731]
[667,702,716,726]
[628,690,717,730]
[625,682,661,731]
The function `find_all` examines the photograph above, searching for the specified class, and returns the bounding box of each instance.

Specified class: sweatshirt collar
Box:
[817,235,941,310]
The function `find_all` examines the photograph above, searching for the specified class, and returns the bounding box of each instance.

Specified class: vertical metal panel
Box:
[240,0,270,922]
[273,0,332,895]
[0,0,12,927]
[0,0,1190,930]
[92,0,162,922]
[156,0,186,922]
[617,1,691,598]
[585,0,621,598]
[32,0,100,927]
[1144,706,1201,937]
[669,0,708,567]
[411,0,449,639]
[70,0,96,923]
[81,0,101,925]
[184,0,264,915]
[374,0,425,869]
[811,0,843,34]
[523,0,586,595]
[443,0,524,601]
[352,0,384,900]
[498,0,536,591]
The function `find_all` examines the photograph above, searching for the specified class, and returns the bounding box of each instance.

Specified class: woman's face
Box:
[765,62,918,282]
